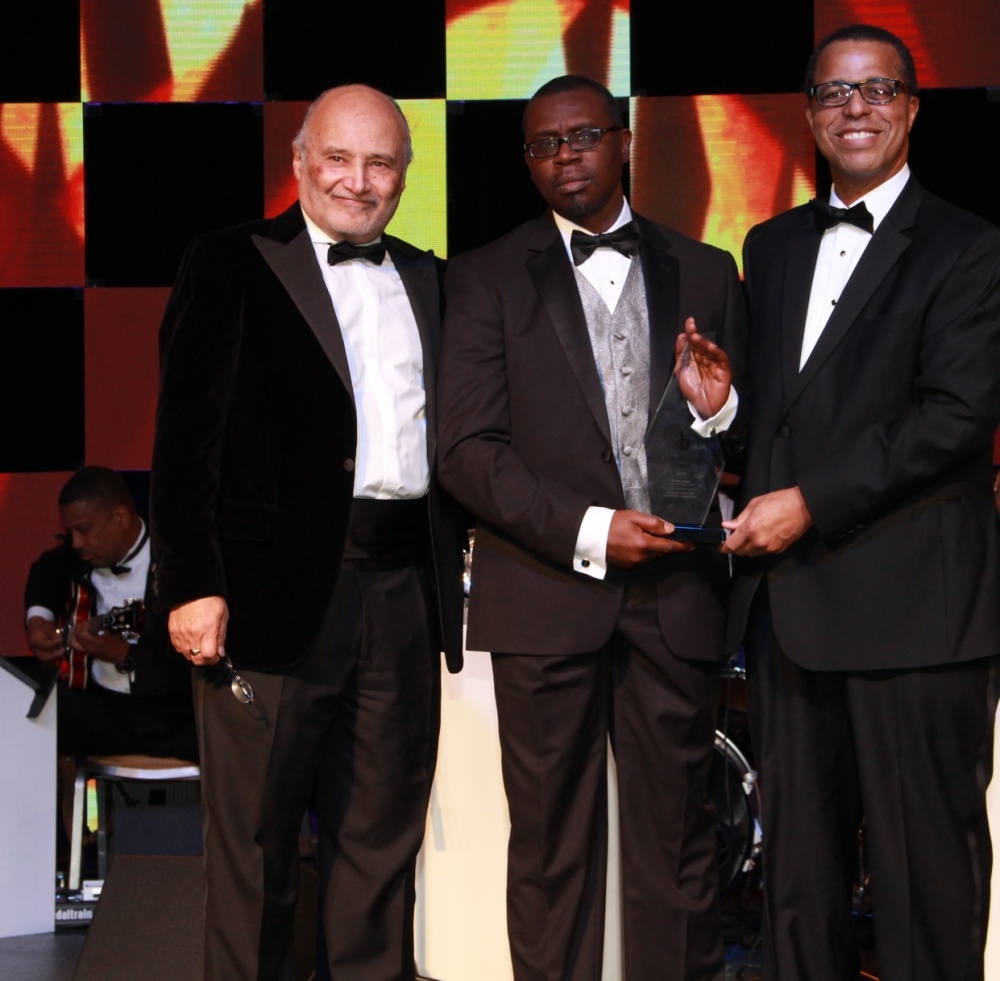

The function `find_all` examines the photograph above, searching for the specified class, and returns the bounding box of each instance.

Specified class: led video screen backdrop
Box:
[0,0,998,652]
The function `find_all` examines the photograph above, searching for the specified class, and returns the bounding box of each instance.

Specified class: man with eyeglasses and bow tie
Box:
[437,74,747,981]
[722,25,1000,981]
[150,85,466,981]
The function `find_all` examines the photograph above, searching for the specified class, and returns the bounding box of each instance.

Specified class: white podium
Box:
[0,658,57,938]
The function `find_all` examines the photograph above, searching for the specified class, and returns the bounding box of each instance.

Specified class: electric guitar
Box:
[57,585,145,689]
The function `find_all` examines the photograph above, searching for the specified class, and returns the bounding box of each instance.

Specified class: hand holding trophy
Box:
[645,318,732,545]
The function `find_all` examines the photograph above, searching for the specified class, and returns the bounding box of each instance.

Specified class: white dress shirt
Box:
[800,166,910,368]
[304,211,429,500]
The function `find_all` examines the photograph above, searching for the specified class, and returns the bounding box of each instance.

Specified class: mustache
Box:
[553,171,591,187]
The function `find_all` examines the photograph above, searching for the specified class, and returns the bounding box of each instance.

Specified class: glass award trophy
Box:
[645,357,726,545]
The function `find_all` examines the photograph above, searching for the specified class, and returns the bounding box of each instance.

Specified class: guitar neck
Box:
[58,598,146,648]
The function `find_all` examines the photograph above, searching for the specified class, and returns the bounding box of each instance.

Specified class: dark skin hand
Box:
[721,486,813,557]
[674,317,733,420]
[26,615,130,664]
[606,511,694,568]
[68,619,131,664]
[26,616,66,662]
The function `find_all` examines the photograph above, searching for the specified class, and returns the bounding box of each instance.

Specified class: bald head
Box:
[292,85,412,244]
[293,86,413,167]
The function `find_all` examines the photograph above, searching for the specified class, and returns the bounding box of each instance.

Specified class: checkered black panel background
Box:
[0,0,997,653]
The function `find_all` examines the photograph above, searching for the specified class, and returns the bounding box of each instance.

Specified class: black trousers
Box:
[196,559,441,981]
[491,574,723,981]
[747,600,998,981]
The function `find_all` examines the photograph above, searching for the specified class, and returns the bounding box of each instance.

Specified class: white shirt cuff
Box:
[688,386,738,437]
[26,606,55,626]
[573,506,615,580]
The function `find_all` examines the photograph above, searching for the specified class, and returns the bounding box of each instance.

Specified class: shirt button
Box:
[623,445,633,456]
[581,558,590,568]
[622,406,632,417]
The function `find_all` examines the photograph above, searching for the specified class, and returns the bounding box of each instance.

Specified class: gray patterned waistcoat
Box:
[573,260,651,512]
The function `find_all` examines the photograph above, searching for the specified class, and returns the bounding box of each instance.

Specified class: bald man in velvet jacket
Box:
[150,86,465,981]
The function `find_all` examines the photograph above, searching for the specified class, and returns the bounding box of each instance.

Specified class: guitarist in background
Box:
[24,466,197,761]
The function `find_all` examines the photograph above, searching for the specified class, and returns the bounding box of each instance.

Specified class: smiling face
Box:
[807,40,919,204]
[293,86,409,244]
[523,86,631,233]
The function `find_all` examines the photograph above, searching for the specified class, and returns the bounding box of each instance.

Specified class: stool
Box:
[69,754,201,891]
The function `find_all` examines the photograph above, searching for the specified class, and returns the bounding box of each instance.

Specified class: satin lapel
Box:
[392,243,441,461]
[788,194,916,409]
[780,221,822,404]
[526,226,612,443]
[635,219,679,414]
[252,230,353,395]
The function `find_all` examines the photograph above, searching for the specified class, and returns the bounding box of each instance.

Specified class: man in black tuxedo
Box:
[150,86,465,981]
[723,25,1000,981]
[25,465,195,760]
[438,75,747,980]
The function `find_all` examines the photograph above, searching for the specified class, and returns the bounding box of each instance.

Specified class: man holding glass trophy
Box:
[438,74,747,981]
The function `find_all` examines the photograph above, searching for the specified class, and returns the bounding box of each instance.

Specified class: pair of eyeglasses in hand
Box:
[220,654,254,705]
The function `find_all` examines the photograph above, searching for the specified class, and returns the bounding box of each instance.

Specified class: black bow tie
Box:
[327,241,387,266]
[811,199,874,234]
[570,222,640,266]
[109,525,149,576]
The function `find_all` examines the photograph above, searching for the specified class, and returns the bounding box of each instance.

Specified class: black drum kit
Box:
[714,655,762,897]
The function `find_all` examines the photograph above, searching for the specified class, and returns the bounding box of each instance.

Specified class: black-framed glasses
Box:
[809,78,911,108]
[221,654,254,705]
[524,126,623,159]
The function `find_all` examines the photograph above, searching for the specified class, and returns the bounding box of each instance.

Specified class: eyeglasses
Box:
[524,126,623,160]
[809,78,911,108]
[221,654,254,705]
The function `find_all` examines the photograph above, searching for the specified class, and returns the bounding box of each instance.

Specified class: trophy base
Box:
[666,524,727,545]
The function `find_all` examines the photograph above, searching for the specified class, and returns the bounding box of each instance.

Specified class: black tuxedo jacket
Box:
[729,177,1000,670]
[150,203,466,673]
[438,211,748,660]
[25,541,190,701]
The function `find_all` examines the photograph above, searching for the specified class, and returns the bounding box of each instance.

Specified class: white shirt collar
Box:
[830,165,910,232]
[552,199,633,264]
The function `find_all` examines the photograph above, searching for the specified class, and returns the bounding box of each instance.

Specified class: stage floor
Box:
[0,930,770,981]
